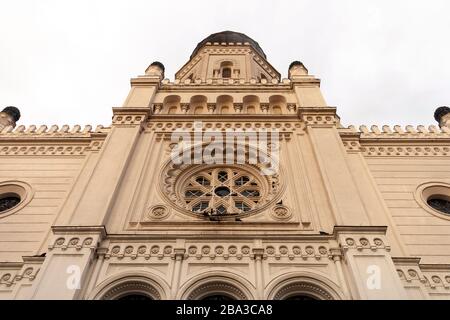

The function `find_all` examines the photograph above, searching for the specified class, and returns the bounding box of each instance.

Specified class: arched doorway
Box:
[93,276,166,300]
[273,282,336,300]
[201,294,235,301]
[284,294,317,301]
[117,294,153,301]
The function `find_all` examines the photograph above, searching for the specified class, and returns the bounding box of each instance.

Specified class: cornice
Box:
[333,226,388,235]
[392,257,422,266]
[148,114,300,121]
[51,225,107,237]
[105,233,336,241]
[0,124,109,136]
[419,264,450,271]
[159,81,292,91]
[342,124,450,140]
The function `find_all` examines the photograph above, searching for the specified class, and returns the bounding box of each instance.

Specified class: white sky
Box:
[0,0,449,127]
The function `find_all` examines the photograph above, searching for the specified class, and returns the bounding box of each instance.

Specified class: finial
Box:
[145,61,165,79]
[288,61,308,78]
[0,106,21,130]
[434,106,450,128]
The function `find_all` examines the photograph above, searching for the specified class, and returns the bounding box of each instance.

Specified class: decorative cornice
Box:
[51,225,107,236]
[333,226,388,235]
[160,78,292,89]
[101,242,332,262]
[361,145,450,157]
[298,107,338,127]
[0,124,109,138]
[334,226,390,253]
[112,107,151,126]
[345,124,450,139]
[392,257,422,266]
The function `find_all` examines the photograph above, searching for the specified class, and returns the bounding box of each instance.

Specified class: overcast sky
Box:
[1,0,449,127]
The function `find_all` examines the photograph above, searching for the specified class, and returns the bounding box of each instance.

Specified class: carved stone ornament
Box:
[271,205,292,221]
[147,205,170,220]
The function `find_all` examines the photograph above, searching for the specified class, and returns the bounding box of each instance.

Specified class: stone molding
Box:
[298,107,338,127]
[112,107,151,127]
[0,258,44,288]
[101,242,331,262]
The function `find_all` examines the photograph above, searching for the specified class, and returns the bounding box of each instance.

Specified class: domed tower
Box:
[175,31,281,82]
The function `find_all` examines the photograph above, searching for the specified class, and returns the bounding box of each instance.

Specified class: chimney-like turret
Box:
[0,106,21,131]
[434,106,450,129]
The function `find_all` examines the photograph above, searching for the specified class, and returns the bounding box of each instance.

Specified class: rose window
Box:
[183,168,263,215]
[161,163,281,219]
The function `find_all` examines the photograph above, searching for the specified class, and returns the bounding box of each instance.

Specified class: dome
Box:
[190,31,266,59]
[2,106,21,122]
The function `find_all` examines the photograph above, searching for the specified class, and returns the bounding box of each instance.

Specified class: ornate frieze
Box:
[298,107,338,127]
[101,242,331,262]
[111,108,151,127]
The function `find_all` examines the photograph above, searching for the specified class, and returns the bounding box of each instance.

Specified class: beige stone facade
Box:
[1,31,450,300]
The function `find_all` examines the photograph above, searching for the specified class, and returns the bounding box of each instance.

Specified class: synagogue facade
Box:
[1,31,450,300]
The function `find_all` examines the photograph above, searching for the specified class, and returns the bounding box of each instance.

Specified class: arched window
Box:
[272,280,337,300]
[220,61,234,79]
[99,279,163,300]
[222,68,231,78]
[184,280,251,300]
[168,106,177,114]
[272,106,282,115]
[194,106,204,114]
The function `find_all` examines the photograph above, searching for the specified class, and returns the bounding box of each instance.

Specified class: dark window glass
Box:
[428,198,450,215]
[201,295,234,301]
[216,205,227,215]
[214,187,230,198]
[285,295,317,301]
[215,186,231,197]
[117,294,152,301]
[185,190,203,197]
[235,176,250,186]
[218,171,228,182]
[196,177,210,186]
[241,190,260,197]
[0,195,20,213]
[235,202,250,212]
[222,68,231,78]
[192,201,209,212]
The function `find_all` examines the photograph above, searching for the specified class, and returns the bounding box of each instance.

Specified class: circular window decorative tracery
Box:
[183,167,263,216]
[0,181,33,218]
[160,162,282,219]
[415,182,450,220]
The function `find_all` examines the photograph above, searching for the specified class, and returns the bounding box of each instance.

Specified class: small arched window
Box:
[168,106,177,114]
[273,106,282,115]
[222,68,231,78]
[194,106,204,114]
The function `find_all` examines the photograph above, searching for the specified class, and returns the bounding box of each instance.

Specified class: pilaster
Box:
[335,226,408,300]
[27,226,106,300]
[299,107,371,226]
